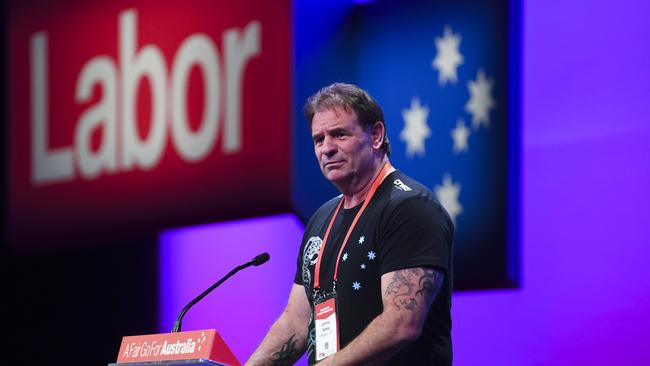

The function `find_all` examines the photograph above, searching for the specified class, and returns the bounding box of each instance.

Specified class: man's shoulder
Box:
[380,171,453,229]
[305,195,341,227]
[383,171,436,203]
[315,194,341,214]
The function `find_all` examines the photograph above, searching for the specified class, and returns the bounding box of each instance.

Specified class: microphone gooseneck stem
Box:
[172,263,249,333]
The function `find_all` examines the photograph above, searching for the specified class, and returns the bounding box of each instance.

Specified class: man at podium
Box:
[246,83,454,365]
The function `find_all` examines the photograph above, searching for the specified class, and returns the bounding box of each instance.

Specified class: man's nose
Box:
[321,136,337,156]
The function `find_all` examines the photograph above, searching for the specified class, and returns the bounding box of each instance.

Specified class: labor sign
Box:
[7,0,291,251]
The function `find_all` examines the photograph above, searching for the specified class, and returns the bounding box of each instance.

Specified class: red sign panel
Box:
[7,0,291,251]
[116,329,240,365]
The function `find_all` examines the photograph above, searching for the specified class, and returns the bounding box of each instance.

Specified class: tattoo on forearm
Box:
[385,268,443,311]
[271,334,298,366]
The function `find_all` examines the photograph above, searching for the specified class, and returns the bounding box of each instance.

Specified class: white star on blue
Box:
[342,252,349,261]
[360,264,366,270]
[352,281,361,291]
[367,251,376,260]
[358,236,365,244]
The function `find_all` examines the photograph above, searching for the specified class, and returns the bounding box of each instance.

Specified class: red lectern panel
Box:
[111,329,240,366]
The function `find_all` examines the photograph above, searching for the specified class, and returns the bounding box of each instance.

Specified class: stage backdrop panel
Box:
[7,0,291,252]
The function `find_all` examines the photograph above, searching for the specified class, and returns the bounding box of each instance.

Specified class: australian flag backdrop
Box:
[292,0,520,290]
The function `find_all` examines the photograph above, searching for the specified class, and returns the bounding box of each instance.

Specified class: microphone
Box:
[171,252,270,333]
[250,252,270,266]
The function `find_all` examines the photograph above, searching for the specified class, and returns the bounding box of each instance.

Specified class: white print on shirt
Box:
[302,236,322,285]
[393,179,412,191]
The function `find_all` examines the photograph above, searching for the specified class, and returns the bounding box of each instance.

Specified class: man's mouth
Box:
[324,160,343,169]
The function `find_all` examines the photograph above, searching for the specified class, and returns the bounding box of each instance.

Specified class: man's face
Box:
[311,107,375,186]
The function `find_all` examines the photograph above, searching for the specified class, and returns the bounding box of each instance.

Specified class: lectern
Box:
[109,329,240,366]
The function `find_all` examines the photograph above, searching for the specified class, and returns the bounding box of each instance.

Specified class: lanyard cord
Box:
[313,163,393,291]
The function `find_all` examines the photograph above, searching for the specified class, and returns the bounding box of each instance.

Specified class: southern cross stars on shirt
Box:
[338,241,373,294]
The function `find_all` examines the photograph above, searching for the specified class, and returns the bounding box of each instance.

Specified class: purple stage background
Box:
[160,0,650,365]
[452,0,650,364]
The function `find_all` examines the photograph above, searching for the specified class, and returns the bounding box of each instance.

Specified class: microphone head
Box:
[251,252,270,266]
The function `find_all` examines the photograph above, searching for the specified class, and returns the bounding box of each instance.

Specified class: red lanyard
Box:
[313,163,393,292]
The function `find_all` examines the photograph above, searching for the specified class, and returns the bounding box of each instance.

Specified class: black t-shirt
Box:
[294,170,454,365]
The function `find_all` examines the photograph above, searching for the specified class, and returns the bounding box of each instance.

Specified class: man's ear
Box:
[371,121,385,150]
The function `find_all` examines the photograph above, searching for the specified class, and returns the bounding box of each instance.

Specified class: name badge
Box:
[314,297,339,361]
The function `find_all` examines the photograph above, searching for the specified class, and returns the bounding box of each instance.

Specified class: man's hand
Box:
[319,266,444,366]
[245,284,311,366]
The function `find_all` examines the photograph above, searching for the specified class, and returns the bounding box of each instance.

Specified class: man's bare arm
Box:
[245,284,311,366]
[318,267,444,366]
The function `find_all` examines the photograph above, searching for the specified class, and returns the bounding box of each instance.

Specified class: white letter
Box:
[170,35,220,162]
[30,32,74,185]
[74,57,118,179]
[223,20,261,153]
[123,343,131,358]
[120,9,168,170]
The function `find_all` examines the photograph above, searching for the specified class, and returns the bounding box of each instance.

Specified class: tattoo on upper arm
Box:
[384,268,444,311]
[271,334,298,366]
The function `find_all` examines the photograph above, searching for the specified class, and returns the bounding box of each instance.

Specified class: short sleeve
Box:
[377,195,453,275]
[294,232,307,285]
